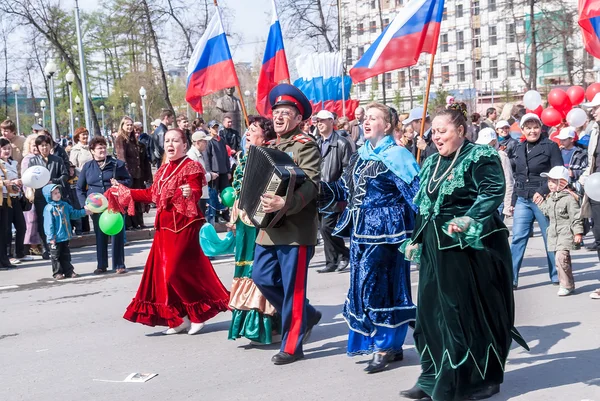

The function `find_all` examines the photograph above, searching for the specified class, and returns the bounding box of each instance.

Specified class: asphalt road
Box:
[0,228,599,401]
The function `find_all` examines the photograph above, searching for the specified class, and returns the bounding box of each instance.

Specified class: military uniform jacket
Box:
[256,127,321,246]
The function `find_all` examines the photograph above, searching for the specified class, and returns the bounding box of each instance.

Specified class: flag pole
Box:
[213,0,249,127]
[416,53,436,164]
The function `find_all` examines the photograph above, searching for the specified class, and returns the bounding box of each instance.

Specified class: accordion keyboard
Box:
[254,174,282,223]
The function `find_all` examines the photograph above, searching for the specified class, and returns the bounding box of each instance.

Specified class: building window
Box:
[345,49,353,65]
[385,72,392,89]
[489,0,496,12]
[440,33,449,52]
[473,28,481,48]
[456,4,463,18]
[508,59,517,77]
[507,23,516,43]
[443,7,447,21]
[369,21,377,33]
[357,23,364,35]
[472,1,480,16]
[457,31,464,50]
[489,26,497,46]
[399,71,406,88]
[371,0,376,9]
[458,64,466,82]
[358,46,365,57]
[490,59,498,79]
[543,52,554,74]
[395,0,403,5]
[344,26,351,38]
[383,18,389,27]
[359,82,366,91]
[412,69,420,87]
[475,61,482,80]
[442,66,450,83]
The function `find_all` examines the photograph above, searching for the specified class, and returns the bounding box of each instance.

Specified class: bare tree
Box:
[279,0,338,52]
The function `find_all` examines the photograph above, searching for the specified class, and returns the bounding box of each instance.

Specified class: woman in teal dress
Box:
[400,104,528,401]
[227,116,280,344]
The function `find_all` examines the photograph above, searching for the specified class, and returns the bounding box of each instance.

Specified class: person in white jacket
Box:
[187,131,218,222]
[476,127,514,220]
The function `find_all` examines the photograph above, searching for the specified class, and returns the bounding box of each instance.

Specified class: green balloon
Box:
[99,211,124,236]
[221,187,236,208]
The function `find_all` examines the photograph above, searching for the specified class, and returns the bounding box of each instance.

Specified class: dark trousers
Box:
[210,173,230,221]
[252,244,318,356]
[4,197,26,258]
[72,215,91,234]
[590,200,600,262]
[320,213,349,269]
[0,198,13,266]
[125,178,145,228]
[91,213,125,270]
[34,197,49,253]
[50,240,74,277]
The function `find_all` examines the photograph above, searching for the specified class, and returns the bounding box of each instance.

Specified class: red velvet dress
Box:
[117,156,229,328]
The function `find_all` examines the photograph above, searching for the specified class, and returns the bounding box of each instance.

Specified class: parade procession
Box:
[2,0,600,400]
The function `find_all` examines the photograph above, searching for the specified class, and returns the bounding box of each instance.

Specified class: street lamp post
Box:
[44,60,58,140]
[99,105,105,137]
[139,87,147,134]
[130,102,136,120]
[65,69,75,137]
[40,100,46,127]
[74,95,81,124]
[74,0,91,132]
[11,83,21,134]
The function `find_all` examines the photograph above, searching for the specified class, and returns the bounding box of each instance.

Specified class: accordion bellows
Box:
[239,146,306,229]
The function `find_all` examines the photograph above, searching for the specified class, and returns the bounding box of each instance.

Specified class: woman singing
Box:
[400,104,528,401]
[112,128,229,335]
[334,103,419,373]
[228,116,279,344]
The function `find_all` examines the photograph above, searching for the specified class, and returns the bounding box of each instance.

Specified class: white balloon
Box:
[523,90,542,110]
[584,172,600,202]
[21,166,51,189]
[566,108,587,128]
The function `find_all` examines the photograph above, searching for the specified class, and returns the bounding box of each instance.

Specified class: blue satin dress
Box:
[334,145,419,356]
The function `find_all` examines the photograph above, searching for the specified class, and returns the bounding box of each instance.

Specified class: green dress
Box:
[402,142,528,401]
[228,155,279,343]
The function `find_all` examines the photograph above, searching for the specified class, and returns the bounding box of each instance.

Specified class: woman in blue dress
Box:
[334,102,420,373]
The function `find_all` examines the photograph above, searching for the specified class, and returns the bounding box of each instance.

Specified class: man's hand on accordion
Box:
[260,193,285,213]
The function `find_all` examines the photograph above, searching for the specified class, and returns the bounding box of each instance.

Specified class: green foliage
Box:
[429,84,450,114]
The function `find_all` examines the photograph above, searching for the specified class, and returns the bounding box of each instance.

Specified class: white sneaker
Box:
[188,322,205,335]
[19,255,34,262]
[9,258,21,265]
[163,316,191,335]
[557,287,574,296]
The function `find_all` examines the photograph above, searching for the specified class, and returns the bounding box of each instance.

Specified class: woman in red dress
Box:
[110,128,229,335]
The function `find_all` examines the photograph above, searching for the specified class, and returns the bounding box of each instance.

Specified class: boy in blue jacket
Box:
[43,184,91,280]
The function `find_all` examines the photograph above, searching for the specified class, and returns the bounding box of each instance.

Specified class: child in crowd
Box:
[539,166,584,296]
[42,184,91,280]
[67,162,83,235]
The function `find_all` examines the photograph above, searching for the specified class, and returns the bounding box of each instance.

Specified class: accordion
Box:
[239,146,306,228]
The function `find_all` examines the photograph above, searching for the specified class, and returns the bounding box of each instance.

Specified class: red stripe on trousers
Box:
[284,246,307,354]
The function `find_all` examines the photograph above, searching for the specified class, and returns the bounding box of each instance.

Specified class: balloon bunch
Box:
[522,85,595,128]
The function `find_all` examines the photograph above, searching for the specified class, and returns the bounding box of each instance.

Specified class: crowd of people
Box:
[2,82,600,400]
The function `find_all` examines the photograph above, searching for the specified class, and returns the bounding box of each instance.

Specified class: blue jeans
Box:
[510,197,558,286]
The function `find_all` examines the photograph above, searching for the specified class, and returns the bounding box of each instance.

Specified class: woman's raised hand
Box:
[180,184,191,198]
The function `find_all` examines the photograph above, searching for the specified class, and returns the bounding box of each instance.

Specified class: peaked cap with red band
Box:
[268,83,312,121]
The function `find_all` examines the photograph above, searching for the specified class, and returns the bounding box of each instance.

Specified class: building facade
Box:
[340,0,595,113]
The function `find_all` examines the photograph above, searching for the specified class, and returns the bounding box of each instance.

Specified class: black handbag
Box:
[20,195,33,212]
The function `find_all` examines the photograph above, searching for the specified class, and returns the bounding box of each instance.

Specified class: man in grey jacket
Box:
[152,109,174,167]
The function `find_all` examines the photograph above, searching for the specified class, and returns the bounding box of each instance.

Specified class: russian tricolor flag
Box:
[256,0,290,116]
[186,9,239,114]
[349,0,444,83]
[579,0,600,59]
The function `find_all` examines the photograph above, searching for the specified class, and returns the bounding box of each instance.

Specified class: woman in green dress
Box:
[227,116,280,344]
[400,104,528,401]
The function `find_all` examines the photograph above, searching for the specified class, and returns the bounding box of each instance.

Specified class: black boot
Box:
[364,352,393,373]
[399,385,431,400]
[467,384,500,400]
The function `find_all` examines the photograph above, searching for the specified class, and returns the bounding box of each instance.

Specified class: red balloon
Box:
[586,83,600,102]
[567,86,585,105]
[548,89,571,112]
[526,105,543,117]
[541,107,563,127]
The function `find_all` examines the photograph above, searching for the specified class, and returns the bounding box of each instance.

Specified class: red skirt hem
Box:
[123,298,230,328]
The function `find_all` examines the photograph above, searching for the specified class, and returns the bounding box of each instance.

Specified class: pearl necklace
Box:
[156,156,189,195]
[427,143,464,194]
